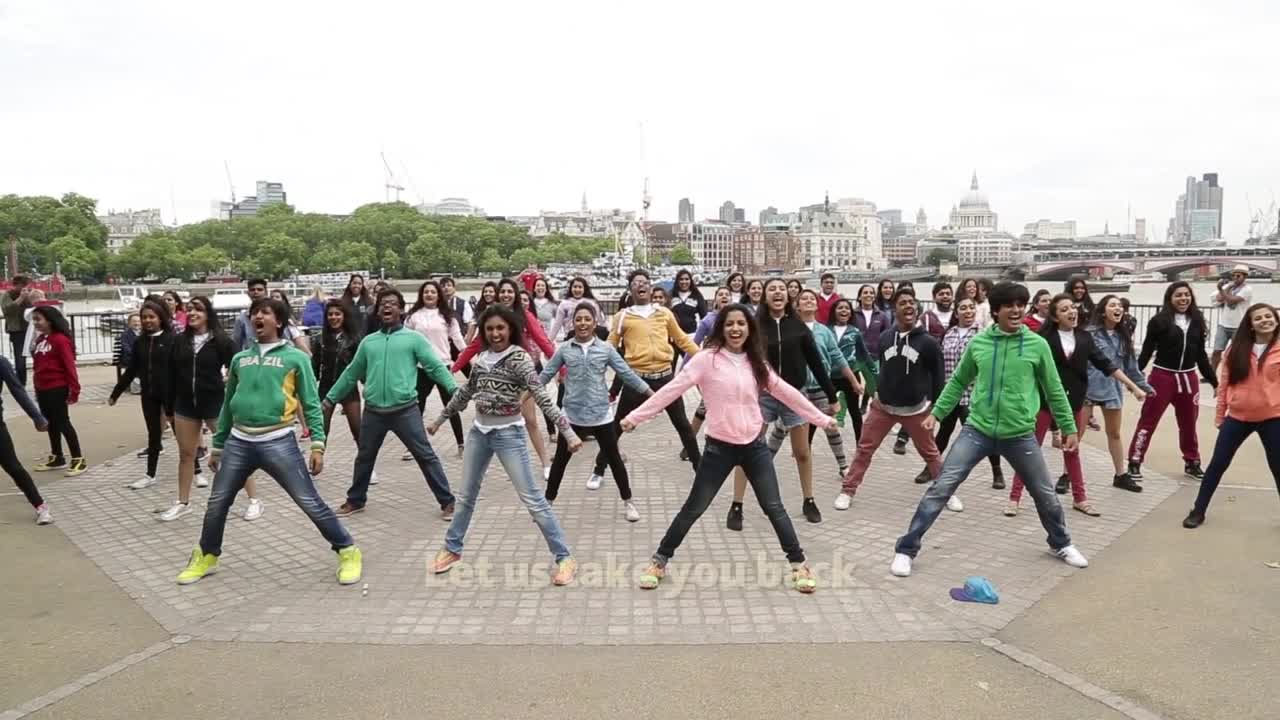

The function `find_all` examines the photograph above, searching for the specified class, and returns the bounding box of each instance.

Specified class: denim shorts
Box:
[1213,325,1236,352]
[759,391,805,429]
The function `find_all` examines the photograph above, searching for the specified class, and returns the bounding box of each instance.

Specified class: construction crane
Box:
[223,160,236,204]
[382,152,404,203]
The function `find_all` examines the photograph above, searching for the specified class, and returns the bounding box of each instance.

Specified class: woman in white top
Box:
[405,280,467,453]
[531,278,559,341]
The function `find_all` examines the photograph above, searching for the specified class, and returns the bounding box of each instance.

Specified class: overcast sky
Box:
[3,0,1277,241]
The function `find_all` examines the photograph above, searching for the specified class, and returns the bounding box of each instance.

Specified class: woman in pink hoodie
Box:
[1183,303,1280,528]
[621,304,836,594]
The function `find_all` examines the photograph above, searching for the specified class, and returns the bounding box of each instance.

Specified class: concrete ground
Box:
[1,366,1276,720]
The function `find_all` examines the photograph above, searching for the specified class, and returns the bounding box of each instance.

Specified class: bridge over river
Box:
[1028,245,1280,280]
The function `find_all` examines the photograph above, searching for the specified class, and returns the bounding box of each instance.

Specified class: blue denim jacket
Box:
[1085,325,1153,406]
[539,337,651,426]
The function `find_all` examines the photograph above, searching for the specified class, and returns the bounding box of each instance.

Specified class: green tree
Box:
[188,244,231,276]
[669,242,695,264]
[0,193,109,274]
[47,235,99,278]
[244,232,308,280]
[338,240,378,272]
[477,248,508,274]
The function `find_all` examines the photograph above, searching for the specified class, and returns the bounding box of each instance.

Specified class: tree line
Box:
[1,194,623,281]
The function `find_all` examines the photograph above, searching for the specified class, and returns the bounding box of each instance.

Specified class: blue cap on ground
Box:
[949,576,999,604]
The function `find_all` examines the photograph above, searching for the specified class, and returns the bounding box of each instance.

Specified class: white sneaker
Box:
[890,553,913,577]
[369,470,379,485]
[624,501,640,523]
[194,473,208,488]
[1055,545,1089,568]
[243,498,264,521]
[401,451,412,461]
[157,501,191,522]
[833,492,852,511]
[543,466,551,481]
[127,475,156,490]
[946,495,964,512]
[35,504,53,525]
[586,473,604,490]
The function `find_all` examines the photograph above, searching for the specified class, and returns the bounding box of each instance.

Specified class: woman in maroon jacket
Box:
[852,284,889,413]
[31,306,86,476]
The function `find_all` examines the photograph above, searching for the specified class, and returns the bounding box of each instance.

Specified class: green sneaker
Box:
[176,548,218,585]
[337,546,363,585]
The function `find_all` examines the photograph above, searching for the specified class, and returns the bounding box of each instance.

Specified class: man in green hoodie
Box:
[326,289,457,518]
[891,282,1090,578]
[177,298,362,586]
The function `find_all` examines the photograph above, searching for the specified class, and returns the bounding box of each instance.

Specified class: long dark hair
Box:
[497,277,525,318]
[532,277,557,303]
[725,272,746,295]
[758,278,795,324]
[32,305,73,339]
[855,283,878,308]
[744,278,765,305]
[475,281,499,315]
[957,277,980,302]
[1043,293,1076,336]
[1089,294,1133,356]
[270,292,296,326]
[1225,303,1278,386]
[673,269,704,303]
[567,276,597,301]
[827,298,856,328]
[342,274,369,305]
[705,304,770,387]
[409,280,454,326]
[476,304,525,351]
[320,299,360,347]
[875,277,895,310]
[1066,276,1094,314]
[1156,281,1207,334]
[183,296,224,338]
[140,298,172,332]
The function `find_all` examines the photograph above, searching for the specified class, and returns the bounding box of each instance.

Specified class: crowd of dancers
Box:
[2,265,1277,592]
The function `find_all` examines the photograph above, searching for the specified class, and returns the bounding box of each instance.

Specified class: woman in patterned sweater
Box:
[428,304,581,587]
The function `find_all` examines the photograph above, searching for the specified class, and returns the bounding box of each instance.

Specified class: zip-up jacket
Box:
[110,329,176,402]
[933,324,1076,438]
[853,306,890,356]
[760,313,837,402]
[213,342,325,454]
[874,325,944,409]
[1216,343,1280,425]
[669,293,707,335]
[1038,326,1118,413]
[1087,325,1155,406]
[815,293,841,324]
[805,321,850,392]
[32,332,80,402]
[169,331,237,408]
[920,308,952,341]
[1137,313,1217,388]
[312,332,359,390]
[327,324,455,412]
[539,337,650,426]
[607,305,700,374]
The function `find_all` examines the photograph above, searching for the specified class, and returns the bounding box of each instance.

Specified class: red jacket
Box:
[518,270,543,294]
[815,292,841,324]
[32,332,80,402]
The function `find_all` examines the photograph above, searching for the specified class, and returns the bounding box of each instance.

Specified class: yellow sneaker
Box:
[552,557,578,586]
[34,455,66,472]
[64,457,87,477]
[337,546,363,585]
[176,548,218,585]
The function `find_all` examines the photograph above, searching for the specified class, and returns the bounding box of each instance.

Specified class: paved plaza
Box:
[43,391,1176,647]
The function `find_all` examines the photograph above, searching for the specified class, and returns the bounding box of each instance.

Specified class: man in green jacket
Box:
[326,289,457,518]
[177,298,362,587]
[891,282,1090,578]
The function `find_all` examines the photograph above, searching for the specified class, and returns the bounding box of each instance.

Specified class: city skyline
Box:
[2,0,1277,240]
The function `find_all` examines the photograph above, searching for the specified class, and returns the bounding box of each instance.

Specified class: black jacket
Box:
[1137,313,1217,387]
[169,331,236,407]
[312,331,359,390]
[760,313,837,402]
[111,329,176,402]
[669,293,707,334]
[1039,326,1117,412]
[875,325,944,408]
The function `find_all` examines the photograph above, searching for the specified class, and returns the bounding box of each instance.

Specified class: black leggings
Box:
[417,369,464,446]
[547,422,629,501]
[833,377,863,442]
[935,404,1001,473]
[36,387,81,460]
[0,421,42,507]
[594,373,701,474]
[141,395,169,478]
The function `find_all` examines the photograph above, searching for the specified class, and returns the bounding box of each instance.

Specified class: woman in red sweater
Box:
[31,306,86,476]
[1183,303,1280,528]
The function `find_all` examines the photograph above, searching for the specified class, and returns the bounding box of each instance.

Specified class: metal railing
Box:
[0,301,1223,365]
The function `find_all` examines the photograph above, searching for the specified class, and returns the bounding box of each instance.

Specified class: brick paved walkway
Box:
[40,396,1177,647]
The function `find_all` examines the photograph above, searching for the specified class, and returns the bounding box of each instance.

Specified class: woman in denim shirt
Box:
[1086,295,1155,491]
[539,305,652,521]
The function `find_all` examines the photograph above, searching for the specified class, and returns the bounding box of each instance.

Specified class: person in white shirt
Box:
[1211,265,1253,370]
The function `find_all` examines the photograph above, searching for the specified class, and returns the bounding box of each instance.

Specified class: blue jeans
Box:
[199,434,352,556]
[445,425,571,562]
[1193,417,1280,515]
[896,426,1071,558]
[347,405,454,509]
[656,436,804,564]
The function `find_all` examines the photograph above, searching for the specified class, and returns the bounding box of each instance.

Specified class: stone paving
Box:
[40,393,1179,647]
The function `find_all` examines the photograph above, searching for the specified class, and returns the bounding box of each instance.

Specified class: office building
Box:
[958,236,1013,265]
[218,180,288,220]
[98,208,164,254]
[416,197,485,217]
[680,221,734,271]
[733,207,746,223]
[1022,219,1078,241]
[719,201,737,224]
[678,197,695,223]
[1169,173,1224,243]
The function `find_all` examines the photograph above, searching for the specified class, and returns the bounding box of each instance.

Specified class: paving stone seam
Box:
[0,636,189,720]
[981,638,1169,720]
